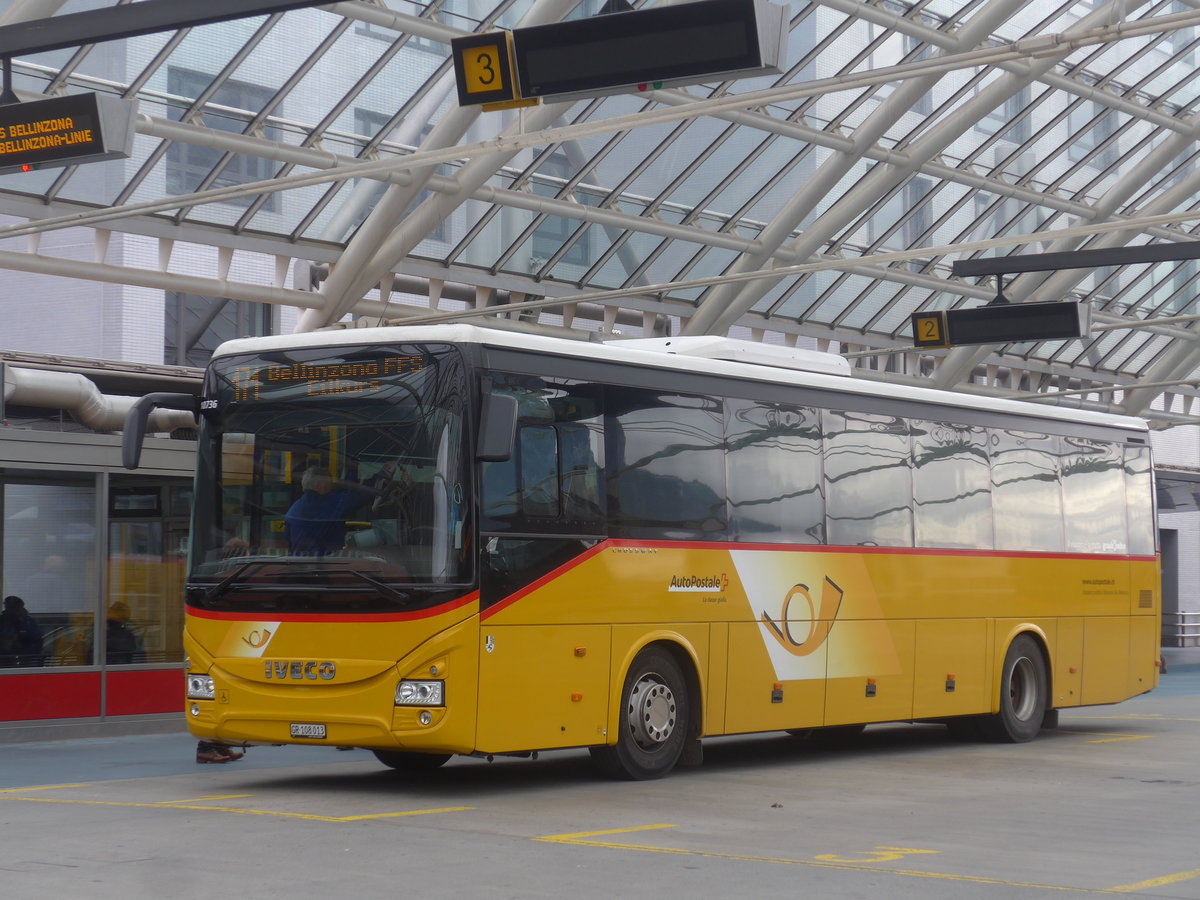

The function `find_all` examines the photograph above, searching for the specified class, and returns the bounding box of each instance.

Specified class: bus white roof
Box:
[211,324,1148,434]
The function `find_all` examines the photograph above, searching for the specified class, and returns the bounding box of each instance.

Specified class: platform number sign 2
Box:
[911,311,950,349]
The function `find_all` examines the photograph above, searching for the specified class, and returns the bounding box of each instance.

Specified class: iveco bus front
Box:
[125,333,493,770]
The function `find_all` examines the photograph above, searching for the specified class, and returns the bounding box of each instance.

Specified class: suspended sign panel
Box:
[912,301,1089,349]
[0,93,136,175]
[451,31,520,108]
[454,0,787,107]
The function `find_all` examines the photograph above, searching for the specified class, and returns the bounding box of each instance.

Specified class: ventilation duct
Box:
[2,364,196,435]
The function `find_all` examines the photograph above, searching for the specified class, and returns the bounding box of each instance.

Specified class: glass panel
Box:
[1125,446,1155,558]
[191,343,471,612]
[2,482,98,668]
[107,476,189,665]
[1061,437,1127,554]
[725,399,824,544]
[482,375,605,534]
[823,409,913,547]
[607,387,726,540]
[990,429,1064,552]
[912,421,993,550]
[520,426,559,517]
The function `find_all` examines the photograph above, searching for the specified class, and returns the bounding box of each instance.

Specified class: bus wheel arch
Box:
[591,640,701,780]
[980,631,1050,743]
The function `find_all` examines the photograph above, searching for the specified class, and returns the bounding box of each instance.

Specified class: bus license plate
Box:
[290,723,327,739]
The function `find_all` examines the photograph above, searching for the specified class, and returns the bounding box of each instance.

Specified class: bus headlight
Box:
[395,680,444,706]
[187,674,215,700]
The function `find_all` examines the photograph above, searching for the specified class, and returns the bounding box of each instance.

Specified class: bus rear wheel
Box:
[372,749,451,772]
[591,646,690,780]
[979,635,1047,743]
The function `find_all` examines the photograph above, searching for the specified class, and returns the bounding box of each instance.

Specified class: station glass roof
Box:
[3,0,1200,426]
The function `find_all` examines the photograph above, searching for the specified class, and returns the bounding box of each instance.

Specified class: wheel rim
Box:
[627,673,678,749]
[1009,656,1038,721]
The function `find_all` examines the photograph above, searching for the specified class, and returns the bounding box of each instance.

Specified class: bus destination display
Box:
[0,93,136,174]
[228,356,428,401]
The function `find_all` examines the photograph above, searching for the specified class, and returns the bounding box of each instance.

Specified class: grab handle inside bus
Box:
[122,392,199,470]
[477,393,518,461]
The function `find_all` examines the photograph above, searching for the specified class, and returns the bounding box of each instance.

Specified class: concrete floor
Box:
[2,667,1198,899]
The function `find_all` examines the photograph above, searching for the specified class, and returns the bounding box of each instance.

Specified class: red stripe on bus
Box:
[481,541,611,621]
[187,590,479,623]
[607,538,1155,563]
[480,539,1156,620]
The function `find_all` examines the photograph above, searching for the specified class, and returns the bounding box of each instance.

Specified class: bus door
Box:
[475,377,609,753]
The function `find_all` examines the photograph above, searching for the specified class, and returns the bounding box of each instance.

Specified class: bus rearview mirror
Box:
[477,393,518,461]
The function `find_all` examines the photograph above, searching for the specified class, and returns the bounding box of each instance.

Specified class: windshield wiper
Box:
[340,568,414,606]
[199,559,414,607]
[202,561,273,605]
[274,561,414,606]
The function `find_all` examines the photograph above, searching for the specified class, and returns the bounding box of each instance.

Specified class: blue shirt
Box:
[284,489,367,555]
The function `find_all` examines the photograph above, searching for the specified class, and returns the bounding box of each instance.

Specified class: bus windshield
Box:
[189,343,471,613]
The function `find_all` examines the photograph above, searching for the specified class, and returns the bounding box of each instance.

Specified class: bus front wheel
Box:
[980,635,1048,743]
[372,749,451,772]
[591,647,690,780]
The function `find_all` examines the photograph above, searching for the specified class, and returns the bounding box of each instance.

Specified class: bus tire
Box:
[591,646,689,780]
[372,749,451,772]
[980,634,1047,743]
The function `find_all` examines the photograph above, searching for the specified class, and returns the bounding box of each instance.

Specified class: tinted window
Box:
[912,421,992,550]
[481,375,605,534]
[726,399,823,543]
[991,429,1063,552]
[607,388,726,540]
[1125,445,1155,557]
[823,410,913,547]
[1061,437,1127,554]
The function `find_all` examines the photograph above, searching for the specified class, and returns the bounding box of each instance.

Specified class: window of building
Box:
[166,67,281,211]
[2,479,98,668]
[164,291,273,368]
[532,151,590,268]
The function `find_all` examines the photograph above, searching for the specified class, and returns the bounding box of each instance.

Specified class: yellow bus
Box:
[124,324,1159,779]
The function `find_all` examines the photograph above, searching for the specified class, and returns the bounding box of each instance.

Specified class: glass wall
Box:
[0,473,189,672]
[2,479,97,667]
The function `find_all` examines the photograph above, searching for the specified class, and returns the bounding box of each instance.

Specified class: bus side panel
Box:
[706,621,729,735]
[823,619,915,726]
[1053,617,1084,708]
[475,624,611,754]
[724,622,826,735]
[912,619,988,719]
[1081,617,1132,706]
[1129,614,1158,696]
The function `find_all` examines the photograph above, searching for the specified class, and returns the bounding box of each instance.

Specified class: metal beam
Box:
[0,1,329,57]
[953,241,1200,278]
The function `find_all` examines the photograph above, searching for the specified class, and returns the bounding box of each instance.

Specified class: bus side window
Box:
[520,425,560,517]
[559,423,603,521]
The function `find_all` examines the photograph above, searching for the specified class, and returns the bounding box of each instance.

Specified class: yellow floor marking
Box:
[1058,730,1153,744]
[10,795,472,822]
[1107,868,1200,893]
[536,826,1132,894]
[0,783,88,794]
[162,794,255,804]
[1071,714,1200,723]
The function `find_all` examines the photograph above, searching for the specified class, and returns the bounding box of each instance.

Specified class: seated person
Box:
[285,467,373,555]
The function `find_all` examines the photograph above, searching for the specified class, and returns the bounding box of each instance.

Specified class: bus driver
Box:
[284,467,373,555]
